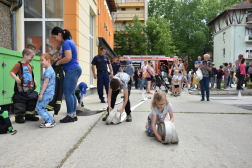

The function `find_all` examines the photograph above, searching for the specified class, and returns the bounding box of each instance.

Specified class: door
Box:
[2,57,20,104]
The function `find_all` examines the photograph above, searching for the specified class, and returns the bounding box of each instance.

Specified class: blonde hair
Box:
[151,91,169,109]
[174,70,179,73]
[165,78,168,81]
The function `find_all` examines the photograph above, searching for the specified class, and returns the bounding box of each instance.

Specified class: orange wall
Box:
[64,0,79,61]
[98,0,114,51]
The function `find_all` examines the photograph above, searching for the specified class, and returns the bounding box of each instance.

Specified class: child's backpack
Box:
[0,109,17,135]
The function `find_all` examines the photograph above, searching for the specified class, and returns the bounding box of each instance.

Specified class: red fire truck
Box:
[118,55,181,75]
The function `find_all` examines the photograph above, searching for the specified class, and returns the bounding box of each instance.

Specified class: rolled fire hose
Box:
[157,121,179,144]
[106,109,126,124]
[75,99,124,116]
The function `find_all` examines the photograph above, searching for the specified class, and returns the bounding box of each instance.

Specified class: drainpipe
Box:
[227,10,236,63]
[12,0,22,51]
[112,5,119,25]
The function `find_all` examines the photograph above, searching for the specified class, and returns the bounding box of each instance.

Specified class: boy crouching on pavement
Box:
[36,53,56,128]
[102,72,132,122]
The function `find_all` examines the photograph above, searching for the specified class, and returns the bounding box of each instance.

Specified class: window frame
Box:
[121,8,126,11]
[90,12,94,85]
[223,48,225,56]
[21,0,64,53]
[136,8,140,11]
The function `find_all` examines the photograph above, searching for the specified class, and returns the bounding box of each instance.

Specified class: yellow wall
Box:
[78,0,97,87]
[12,2,22,52]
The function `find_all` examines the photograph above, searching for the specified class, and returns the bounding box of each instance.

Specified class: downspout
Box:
[12,0,22,51]
[227,10,236,63]
[112,5,119,25]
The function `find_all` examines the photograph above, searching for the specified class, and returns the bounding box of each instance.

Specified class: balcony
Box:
[114,26,125,31]
[245,35,252,42]
[246,16,252,23]
[115,13,145,20]
[244,52,252,59]
[115,0,145,4]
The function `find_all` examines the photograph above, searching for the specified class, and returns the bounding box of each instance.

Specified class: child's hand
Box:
[117,108,123,115]
[108,107,113,113]
[78,104,81,107]
[156,134,162,142]
[16,79,21,86]
[38,94,43,102]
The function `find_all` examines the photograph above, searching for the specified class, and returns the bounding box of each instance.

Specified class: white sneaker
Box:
[40,122,54,128]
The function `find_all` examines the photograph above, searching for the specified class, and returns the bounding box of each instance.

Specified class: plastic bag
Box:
[196,69,203,82]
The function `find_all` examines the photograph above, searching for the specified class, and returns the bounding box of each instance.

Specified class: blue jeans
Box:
[200,77,210,99]
[63,66,82,116]
[97,71,109,101]
[140,77,147,89]
[146,117,156,137]
[229,74,233,87]
[138,79,142,89]
[36,94,54,122]
[210,77,215,89]
[237,74,245,90]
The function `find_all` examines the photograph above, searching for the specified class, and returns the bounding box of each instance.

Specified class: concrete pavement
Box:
[1,88,252,168]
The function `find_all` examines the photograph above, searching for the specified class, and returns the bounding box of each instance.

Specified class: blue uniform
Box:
[194,61,202,72]
[36,67,55,123]
[91,55,110,101]
[111,61,121,76]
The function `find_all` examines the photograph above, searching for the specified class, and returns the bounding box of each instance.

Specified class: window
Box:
[247,11,252,16]
[90,13,94,85]
[223,48,225,56]
[23,0,63,57]
[136,8,140,11]
[121,8,126,11]
[122,21,126,25]
[223,32,225,41]
[246,27,252,35]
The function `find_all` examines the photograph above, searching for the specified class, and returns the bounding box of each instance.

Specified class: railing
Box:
[115,13,144,18]
[115,0,145,4]
[244,52,252,59]
[246,16,252,23]
[114,26,125,31]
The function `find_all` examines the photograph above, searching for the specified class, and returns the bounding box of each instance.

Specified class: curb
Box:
[189,90,252,95]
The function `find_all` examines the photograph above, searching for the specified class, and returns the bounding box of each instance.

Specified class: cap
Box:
[79,82,88,94]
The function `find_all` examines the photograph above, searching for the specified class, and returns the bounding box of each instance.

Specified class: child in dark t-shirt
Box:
[216,65,224,90]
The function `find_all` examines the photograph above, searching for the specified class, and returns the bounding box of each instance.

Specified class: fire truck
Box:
[118,55,181,75]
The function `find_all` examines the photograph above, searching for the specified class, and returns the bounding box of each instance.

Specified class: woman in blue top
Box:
[51,27,82,123]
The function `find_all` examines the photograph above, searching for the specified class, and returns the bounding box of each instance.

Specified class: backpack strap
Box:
[29,64,35,90]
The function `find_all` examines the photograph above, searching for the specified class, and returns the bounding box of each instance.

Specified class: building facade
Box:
[114,0,148,32]
[0,0,116,94]
[208,0,252,68]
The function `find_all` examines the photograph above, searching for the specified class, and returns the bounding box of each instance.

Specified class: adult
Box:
[111,57,122,76]
[51,27,82,123]
[91,47,113,103]
[210,63,217,90]
[228,62,235,88]
[140,60,148,90]
[199,54,212,101]
[126,57,131,66]
[134,67,139,89]
[126,63,134,84]
[237,58,246,90]
[246,62,252,82]
[194,56,202,72]
[169,57,182,95]
[236,54,243,88]
[151,64,156,89]
[194,56,202,89]
[146,61,155,94]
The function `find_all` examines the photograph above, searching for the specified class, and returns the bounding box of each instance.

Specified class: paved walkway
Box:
[1,88,252,168]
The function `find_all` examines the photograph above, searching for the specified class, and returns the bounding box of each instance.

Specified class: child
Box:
[223,63,230,89]
[102,72,132,122]
[36,53,56,128]
[75,82,88,107]
[164,78,171,91]
[10,48,39,123]
[216,65,224,90]
[146,91,174,142]
[172,70,179,96]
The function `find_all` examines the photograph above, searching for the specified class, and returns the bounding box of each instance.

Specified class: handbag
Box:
[196,69,203,82]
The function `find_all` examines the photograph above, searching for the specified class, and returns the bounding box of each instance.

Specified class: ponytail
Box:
[51,27,72,40]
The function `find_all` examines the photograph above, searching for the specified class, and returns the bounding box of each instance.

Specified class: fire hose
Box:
[157,121,179,144]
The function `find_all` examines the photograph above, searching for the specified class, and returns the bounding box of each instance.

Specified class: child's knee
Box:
[146,128,155,137]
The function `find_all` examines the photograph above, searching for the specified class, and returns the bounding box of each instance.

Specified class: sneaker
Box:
[102,113,109,121]
[52,120,56,126]
[207,98,210,101]
[74,116,78,121]
[126,114,132,122]
[200,98,205,101]
[101,100,106,103]
[40,122,54,128]
[60,115,74,123]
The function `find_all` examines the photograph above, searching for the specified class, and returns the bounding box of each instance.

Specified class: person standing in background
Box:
[111,57,122,76]
[229,62,234,88]
[91,47,113,103]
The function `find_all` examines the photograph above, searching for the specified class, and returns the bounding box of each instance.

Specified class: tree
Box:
[145,16,176,57]
[114,31,130,56]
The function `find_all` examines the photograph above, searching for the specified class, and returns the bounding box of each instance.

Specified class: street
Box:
[1,88,252,168]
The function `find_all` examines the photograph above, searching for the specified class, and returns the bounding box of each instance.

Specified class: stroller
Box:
[156,75,171,93]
